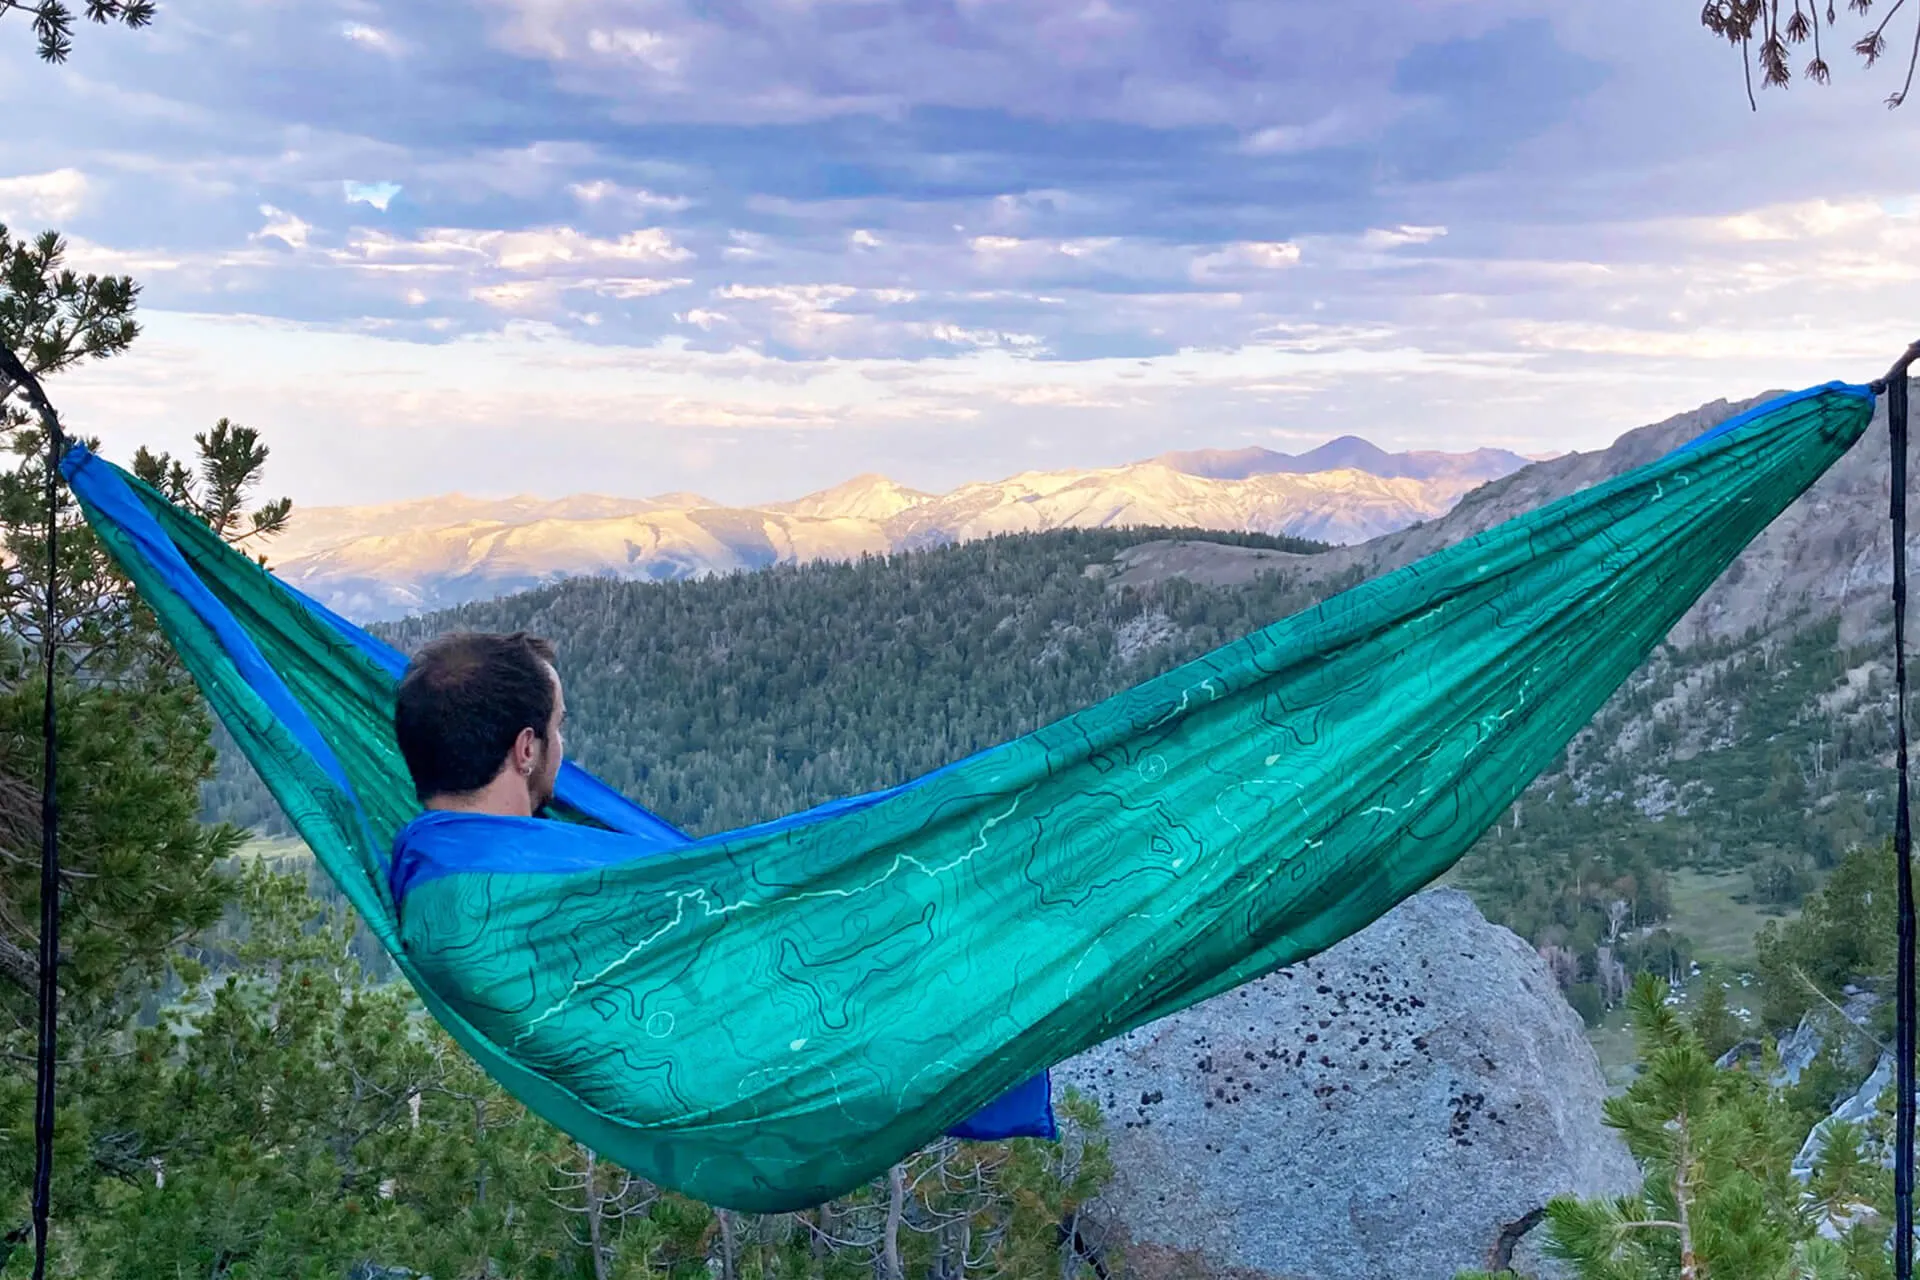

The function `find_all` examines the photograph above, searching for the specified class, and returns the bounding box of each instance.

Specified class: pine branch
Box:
[1892,0,1920,101]
[1704,0,1920,102]
[0,0,154,63]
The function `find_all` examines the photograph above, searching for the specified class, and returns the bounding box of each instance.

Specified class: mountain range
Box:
[270,439,1532,621]
[1151,435,1538,483]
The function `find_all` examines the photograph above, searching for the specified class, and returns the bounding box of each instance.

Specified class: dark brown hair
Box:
[395,631,557,801]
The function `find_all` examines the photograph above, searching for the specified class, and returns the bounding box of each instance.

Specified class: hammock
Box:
[61,382,1876,1212]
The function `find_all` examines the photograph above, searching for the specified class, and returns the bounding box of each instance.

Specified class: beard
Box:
[530,744,560,813]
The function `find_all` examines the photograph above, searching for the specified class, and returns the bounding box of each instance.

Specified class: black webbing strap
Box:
[1879,343,1920,1280]
[31,395,57,1280]
[0,342,63,1280]
[1893,365,1916,1280]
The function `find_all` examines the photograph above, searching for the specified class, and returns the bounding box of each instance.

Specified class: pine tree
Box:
[1539,975,1896,1280]
[0,219,295,1262]
[1757,844,1898,1034]
[1693,982,1743,1062]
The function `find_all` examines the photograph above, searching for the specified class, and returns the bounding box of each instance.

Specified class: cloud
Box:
[712,283,863,346]
[568,179,693,212]
[56,238,189,275]
[0,169,89,223]
[1190,240,1303,279]
[1363,225,1447,249]
[477,0,1556,132]
[1708,200,1885,243]
[584,26,682,72]
[498,227,691,269]
[471,280,556,310]
[965,235,1125,272]
[46,301,1822,515]
[345,226,692,272]
[586,276,692,298]
[341,22,400,53]
[1236,242,1304,268]
[7,0,1920,508]
[1241,110,1380,155]
[345,181,404,211]
[254,205,311,250]
[918,322,1044,350]
[722,231,771,262]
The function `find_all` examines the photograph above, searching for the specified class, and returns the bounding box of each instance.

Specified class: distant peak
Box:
[1150,435,1524,485]
[770,471,933,521]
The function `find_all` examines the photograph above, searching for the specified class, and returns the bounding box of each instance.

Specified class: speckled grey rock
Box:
[1054,888,1639,1280]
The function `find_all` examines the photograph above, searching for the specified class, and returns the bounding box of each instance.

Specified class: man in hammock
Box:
[382,628,688,908]
[393,630,566,818]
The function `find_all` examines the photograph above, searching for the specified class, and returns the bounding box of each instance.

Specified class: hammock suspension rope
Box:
[1875,340,1920,1280]
[0,342,66,1280]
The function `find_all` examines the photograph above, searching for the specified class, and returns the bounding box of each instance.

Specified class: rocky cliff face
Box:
[1054,889,1638,1280]
[1116,386,1909,653]
[1102,388,1913,839]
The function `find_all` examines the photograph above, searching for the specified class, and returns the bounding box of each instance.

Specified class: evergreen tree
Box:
[44,858,1121,1276]
[1756,844,1898,1034]
[0,220,293,1260]
[1539,975,1893,1280]
[1692,983,1743,1063]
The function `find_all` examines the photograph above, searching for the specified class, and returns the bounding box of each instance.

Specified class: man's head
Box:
[395,631,566,814]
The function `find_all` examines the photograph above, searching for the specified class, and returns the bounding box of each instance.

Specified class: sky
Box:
[2,0,1919,508]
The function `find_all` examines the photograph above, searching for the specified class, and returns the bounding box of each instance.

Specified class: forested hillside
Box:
[1458,611,1895,1021]
[206,525,1338,836]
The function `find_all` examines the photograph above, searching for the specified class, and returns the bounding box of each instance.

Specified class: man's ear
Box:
[513,726,541,777]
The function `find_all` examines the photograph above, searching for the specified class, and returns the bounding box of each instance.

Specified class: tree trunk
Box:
[881,1164,906,1280]
[1059,1213,1112,1280]
[585,1147,612,1280]
[1675,1120,1699,1280]
[934,1214,970,1280]
[474,1097,488,1208]
[932,1219,952,1280]
[718,1207,739,1280]
[811,1204,831,1280]
[1484,1206,1547,1273]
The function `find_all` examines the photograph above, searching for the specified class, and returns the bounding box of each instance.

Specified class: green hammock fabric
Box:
[67,383,1875,1211]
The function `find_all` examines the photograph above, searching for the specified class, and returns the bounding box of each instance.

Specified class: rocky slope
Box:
[1055,889,1638,1280]
[1104,389,1912,851]
[1116,389,1902,652]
